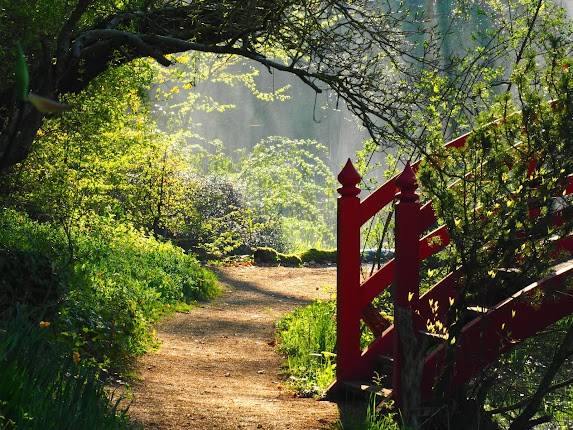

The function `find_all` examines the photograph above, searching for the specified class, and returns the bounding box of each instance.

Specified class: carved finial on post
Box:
[395,162,418,202]
[393,161,422,410]
[338,158,362,197]
[335,158,362,384]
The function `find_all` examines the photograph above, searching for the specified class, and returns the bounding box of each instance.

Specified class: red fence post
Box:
[336,159,363,382]
[393,162,421,404]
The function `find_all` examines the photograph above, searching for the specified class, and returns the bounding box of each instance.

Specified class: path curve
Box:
[128,266,340,429]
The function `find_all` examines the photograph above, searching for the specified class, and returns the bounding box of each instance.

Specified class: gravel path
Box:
[128,266,340,429]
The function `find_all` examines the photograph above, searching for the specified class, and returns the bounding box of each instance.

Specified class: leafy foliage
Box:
[240,136,336,250]
[2,56,335,256]
[410,44,573,428]
[178,175,286,257]
[0,209,218,368]
[276,300,337,397]
[484,318,573,429]
[276,298,381,397]
[0,314,133,429]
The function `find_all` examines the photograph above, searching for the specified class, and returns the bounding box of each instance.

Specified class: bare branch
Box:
[508,323,573,430]
[56,0,97,74]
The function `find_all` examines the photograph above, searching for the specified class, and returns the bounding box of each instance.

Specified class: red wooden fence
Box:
[331,130,573,402]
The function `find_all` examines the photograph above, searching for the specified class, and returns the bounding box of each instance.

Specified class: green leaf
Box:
[15,42,29,101]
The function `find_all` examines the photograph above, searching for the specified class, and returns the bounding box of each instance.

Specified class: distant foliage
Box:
[240,136,337,251]
[162,136,337,256]
[178,175,286,257]
[0,61,336,257]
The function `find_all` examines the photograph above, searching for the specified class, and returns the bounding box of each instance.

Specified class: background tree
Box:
[0,0,429,172]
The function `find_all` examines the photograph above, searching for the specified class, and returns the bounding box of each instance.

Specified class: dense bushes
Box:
[177,175,286,257]
[166,137,338,257]
[0,249,60,319]
[0,209,218,367]
[240,137,336,251]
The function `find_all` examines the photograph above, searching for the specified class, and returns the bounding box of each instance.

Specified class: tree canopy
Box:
[2,0,571,173]
[0,0,406,170]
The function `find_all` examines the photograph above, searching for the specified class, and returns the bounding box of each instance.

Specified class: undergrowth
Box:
[0,209,218,368]
[276,300,337,396]
[334,396,400,430]
[276,298,400,429]
[0,313,134,429]
[362,404,400,430]
[0,208,218,428]
[276,292,392,397]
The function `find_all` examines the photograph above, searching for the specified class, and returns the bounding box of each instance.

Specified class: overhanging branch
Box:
[72,30,330,93]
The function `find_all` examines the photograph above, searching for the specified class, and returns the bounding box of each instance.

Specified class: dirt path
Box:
[128,266,340,429]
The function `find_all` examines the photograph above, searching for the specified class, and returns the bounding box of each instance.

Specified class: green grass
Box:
[335,396,400,430]
[276,300,337,396]
[329,391,400,430]
[0,315,134,429]
[362,400,400,430]
[0,209,218,367]
[276,294,391,397]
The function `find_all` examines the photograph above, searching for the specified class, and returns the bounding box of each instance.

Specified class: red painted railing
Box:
[332,130,573,401]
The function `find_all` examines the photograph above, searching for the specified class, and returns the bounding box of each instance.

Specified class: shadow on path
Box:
[128,265,339,430]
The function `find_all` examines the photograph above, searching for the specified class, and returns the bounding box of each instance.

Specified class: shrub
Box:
[240,137,336,250]
[0,209,218,367]
[276,297,390,397]
[280,254,303,267]
[299,248,337,264]
[254,246,341,266]
[253,247,280,264]
[253,247,302,267]
[0,315,132,429]
[177,175,286,257]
